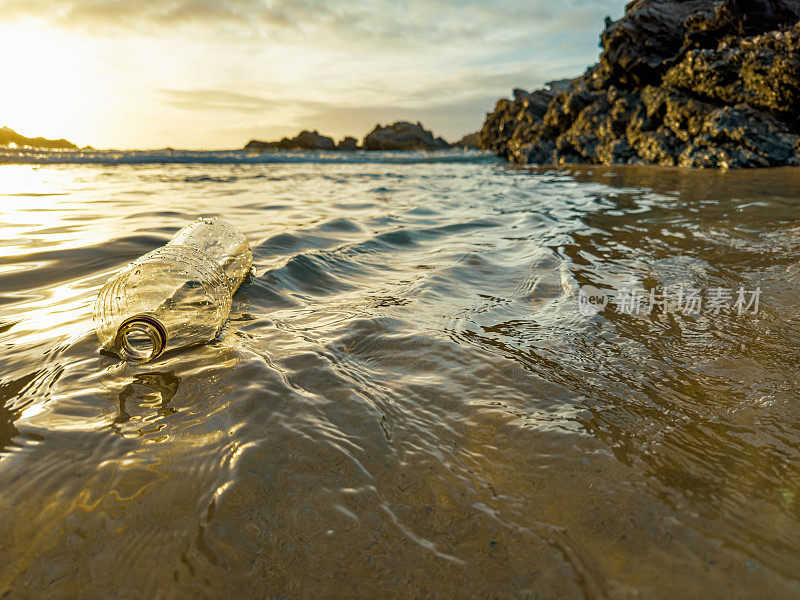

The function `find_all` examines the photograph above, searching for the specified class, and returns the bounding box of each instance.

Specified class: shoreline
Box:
[5,147,800,172]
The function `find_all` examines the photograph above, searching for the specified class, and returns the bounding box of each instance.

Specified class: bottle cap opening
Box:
[114,314,167,363]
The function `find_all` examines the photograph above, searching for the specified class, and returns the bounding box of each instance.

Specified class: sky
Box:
[0,0,627,149]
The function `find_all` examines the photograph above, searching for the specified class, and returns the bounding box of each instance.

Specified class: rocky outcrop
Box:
[245,130,336,151]
[362,121,450,151]
[337,136,359,151]
[453,131,479,149]
[0,126,77,150]
[480,0,800,168]
[244,123,451,152]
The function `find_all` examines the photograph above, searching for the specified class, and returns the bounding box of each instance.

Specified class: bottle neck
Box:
[115,314,167,363]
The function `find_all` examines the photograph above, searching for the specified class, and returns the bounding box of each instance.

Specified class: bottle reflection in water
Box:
[114,371,181,432]
[93,217,252,363]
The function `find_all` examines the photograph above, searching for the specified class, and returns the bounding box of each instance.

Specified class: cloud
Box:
[162,89,276,112]
[164,88,496,138]
[0,0,624,48]
[3,0,294,34]
[165,64,553,143]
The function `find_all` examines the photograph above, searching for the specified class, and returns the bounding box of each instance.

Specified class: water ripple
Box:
[1,161,800,598]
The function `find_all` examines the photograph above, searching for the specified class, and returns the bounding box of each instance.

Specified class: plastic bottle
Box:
[93,217,252,363]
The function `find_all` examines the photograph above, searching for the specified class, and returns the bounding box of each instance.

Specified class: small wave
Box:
[0,148,499,166]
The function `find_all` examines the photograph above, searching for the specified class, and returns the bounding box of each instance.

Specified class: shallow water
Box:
[1,152,800,599]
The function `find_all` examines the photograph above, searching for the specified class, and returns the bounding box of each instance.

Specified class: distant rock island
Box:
[480,0,800,168]
[245,121,479,152]
[363,122,449,151]
[0,126,77,150]
[245,130,338,151]
[454,131,479,149]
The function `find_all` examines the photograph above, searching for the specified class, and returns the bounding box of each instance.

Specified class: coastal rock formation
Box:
[245,130,336,151]
[244,123,451,152]
[337,136,359,151]
[480,0,800,168]
[454,131,479,149]
[362,121,450,151]
[0,126,77,150]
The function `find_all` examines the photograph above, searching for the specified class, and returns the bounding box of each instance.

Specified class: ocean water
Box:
[1,151,800,599]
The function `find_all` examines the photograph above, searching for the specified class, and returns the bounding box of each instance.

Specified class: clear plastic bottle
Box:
[170,216,252,292]
[93,217,252,363]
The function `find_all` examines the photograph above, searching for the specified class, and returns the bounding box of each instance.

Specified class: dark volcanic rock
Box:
[481,0,800,168]
[598,0,800,87]
[0,126,77,150]
[337,136,359,151]
[453,131,479,149]
[663,25,800,114]
[245,130,337,151]
[363,121,450,151]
